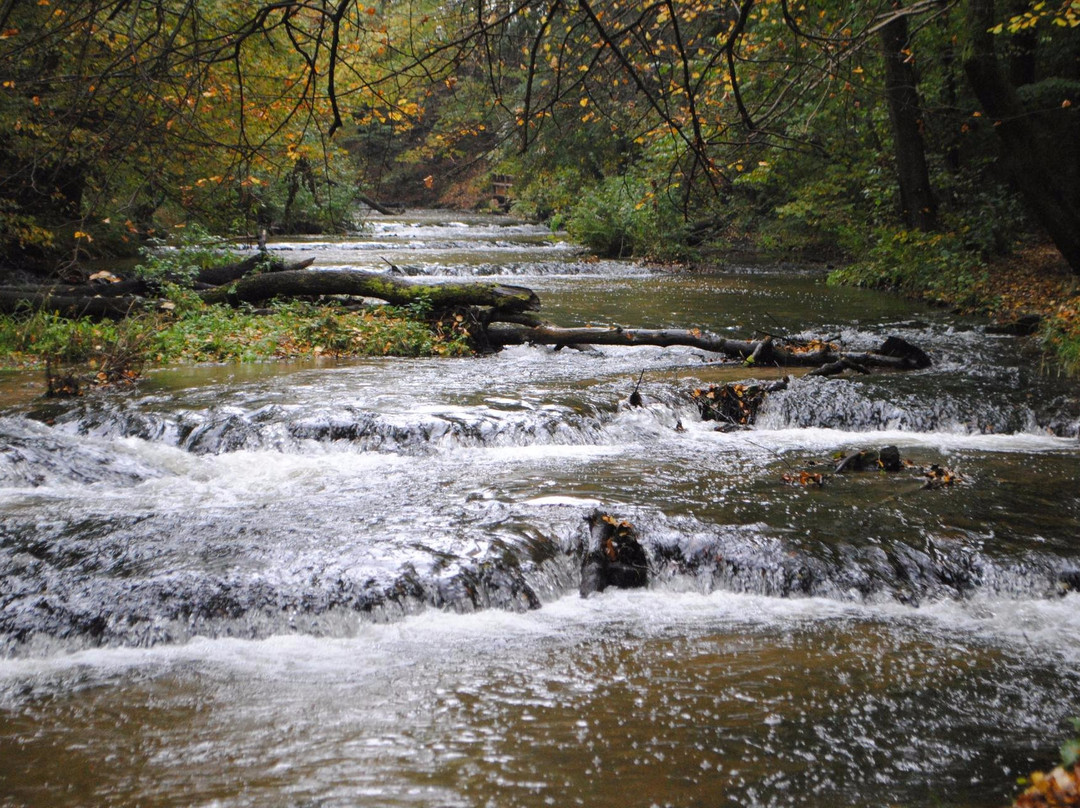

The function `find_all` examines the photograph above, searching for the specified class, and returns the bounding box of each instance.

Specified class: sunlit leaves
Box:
[989,0,1080,33]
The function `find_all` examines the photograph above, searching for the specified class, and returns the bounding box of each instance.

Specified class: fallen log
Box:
[0,289,142,319]
[0,256,313,313]
[200,268,541,314]
[195,254,309,287]
[357,193,399,216]
[486,323,932,370]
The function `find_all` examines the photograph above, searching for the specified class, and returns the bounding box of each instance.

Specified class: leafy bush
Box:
[0,309,154,390]
[1042,299,1080,376]
[565,176,690,261]
[247,150,360,235]
[770,158,895,257]
[510,166,587,225]
[828,227,986,306]
[133,223,239,290]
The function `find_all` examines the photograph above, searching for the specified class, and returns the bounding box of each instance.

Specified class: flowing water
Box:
[1,211,1078,807]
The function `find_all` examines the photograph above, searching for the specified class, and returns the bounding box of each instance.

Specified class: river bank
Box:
[825,239,1080,376]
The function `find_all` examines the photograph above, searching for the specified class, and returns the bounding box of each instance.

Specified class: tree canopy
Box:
[1,0,1078,277]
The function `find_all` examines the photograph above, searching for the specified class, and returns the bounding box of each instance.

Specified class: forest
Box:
[1,0,1078,371]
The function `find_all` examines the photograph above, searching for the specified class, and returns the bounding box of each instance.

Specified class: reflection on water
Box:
[1,212,1078,807]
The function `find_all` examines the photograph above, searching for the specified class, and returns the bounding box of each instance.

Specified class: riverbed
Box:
[2,211,1078,807]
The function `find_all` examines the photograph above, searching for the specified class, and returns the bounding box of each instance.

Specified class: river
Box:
[1,211,1078,807]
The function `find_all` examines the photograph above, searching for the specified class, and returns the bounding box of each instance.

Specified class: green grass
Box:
[0,300,473,381]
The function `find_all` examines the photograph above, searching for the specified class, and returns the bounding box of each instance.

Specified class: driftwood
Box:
[579,511,649,597]
[199,268,540,313]
[487,322,932,371]
[835,445,903,473]
[693,378,791,428]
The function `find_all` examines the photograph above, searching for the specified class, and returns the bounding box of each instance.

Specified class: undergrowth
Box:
[1041,302,1080,376]
[827,227,986,307]
[0,300,472,386]
[827,229,1080,376]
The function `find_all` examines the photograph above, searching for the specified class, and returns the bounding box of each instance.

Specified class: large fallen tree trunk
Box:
[199,268,541,313]
[0,289,142,319]
[486,323,931,370]
[0,256,315,318]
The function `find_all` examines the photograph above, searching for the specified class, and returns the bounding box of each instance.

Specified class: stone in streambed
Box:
[835,445,902,473]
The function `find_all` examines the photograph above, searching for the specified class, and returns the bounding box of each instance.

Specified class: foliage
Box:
[0,301,472,379]
[565,175,691,262]
[1042,299,1080,376]
[771,161,894,257]
[1065,720,1080,768]
[0,0,397,272]
[828,229,987,307]
[1014,718,1080,808]
[133,224,241,289]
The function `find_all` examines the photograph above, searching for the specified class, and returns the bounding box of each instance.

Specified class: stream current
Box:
[1,211,1079,807]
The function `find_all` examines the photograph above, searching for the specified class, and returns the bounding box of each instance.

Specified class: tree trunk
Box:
[356,194,397,216]
[199,269,541,313]
[964,0,1080,273]
[0,290,142,319]
[879,11,937,231]
[0,256,311,300]
[486,322,931,370]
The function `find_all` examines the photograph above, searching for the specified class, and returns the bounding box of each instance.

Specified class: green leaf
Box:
[1061,738,1080,767]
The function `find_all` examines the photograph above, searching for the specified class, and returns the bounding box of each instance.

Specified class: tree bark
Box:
[880,11,937,231]
[964,0,1080,273]
[199,269,541,313]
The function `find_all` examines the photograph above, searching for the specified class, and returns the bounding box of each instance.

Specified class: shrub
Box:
[828,227,986,307]
[133,223,240,290]
[565,176,690,261]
